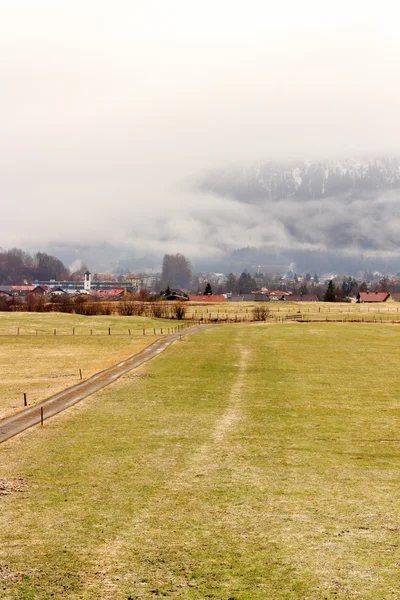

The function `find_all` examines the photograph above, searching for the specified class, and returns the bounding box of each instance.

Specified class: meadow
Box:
[0,312,185,419]
[0,322,399,599]
[186,299,400,323]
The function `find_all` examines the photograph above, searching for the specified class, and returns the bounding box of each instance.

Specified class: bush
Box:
[0,296,12,311]
[118,300,137,316]
[172,301,187,320]
[149,302,170,318]
[252,305,270,321]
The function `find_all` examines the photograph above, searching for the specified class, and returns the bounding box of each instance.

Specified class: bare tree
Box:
[161,253,192,289]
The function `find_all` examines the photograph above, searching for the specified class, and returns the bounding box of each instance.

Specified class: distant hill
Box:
[198,157,400,203]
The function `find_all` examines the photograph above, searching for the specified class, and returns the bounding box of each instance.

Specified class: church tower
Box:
[84,271,92,292]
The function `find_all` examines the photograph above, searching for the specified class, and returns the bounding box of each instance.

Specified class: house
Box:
[251,290,270,302]
[11,285,35,295]
[389,292,400,302]
[357,292,391,303]
[285,294,319,302]
[31,285,48,296]
[49,286,67,296]
[94,288,127,300]
[267,290,290,301]
[126,274,142,291]
[165,289,189,301]
[0,286,13,297]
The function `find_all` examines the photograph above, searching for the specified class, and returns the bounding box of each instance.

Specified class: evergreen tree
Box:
[204,282,212,295]
[238,272,257,293]
[226,273,237,293]
[165,285,171,297]
[299,283,308,295]
[341,276,356,297]
[324,280,336,302]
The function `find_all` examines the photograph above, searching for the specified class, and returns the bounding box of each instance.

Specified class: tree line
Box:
[0,248,83,284]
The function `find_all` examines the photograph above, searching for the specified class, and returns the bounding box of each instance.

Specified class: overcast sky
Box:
[1,1,400,265]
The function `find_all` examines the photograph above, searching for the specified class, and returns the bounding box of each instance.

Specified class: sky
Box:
[1,1,400,269]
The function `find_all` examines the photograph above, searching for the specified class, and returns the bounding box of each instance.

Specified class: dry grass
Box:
[0,323,399,599]
[186,300,400,323]
[0,313,183,419]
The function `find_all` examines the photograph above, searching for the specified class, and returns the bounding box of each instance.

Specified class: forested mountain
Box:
[199,157,400,203]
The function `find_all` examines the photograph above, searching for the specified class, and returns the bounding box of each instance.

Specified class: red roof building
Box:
[267,290,290,300]
[94,288,126,298]
[357,292,390,303]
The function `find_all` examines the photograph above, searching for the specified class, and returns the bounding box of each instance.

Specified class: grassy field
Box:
[0,313,189,420]
[0,323,399,599]
[0,312,182,336]
[186,300,400,322]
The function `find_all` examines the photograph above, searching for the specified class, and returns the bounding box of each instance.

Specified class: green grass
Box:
[0,323,399,599]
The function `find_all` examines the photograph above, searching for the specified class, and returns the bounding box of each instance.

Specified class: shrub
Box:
[172,301,187,320]
[118,300,137,316]
[149,302,170,318]
[0,296,12,311]
[252,305,270,321]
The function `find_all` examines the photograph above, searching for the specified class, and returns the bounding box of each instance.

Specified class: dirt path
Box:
[0,325,210,444]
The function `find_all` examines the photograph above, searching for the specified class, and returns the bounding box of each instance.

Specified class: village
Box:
[1,267,400,306]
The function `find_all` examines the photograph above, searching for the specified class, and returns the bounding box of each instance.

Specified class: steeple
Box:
[84,271,92,292]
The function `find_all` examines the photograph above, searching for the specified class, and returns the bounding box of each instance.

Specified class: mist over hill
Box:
[199,158,400,203]
[193,157,400,273]
[39,158,400,276]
